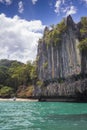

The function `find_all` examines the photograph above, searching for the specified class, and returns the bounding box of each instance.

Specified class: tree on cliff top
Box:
[39,20,67,46]
[78,17,87,50]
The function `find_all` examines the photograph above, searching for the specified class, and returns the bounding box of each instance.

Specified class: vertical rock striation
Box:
[37,15,81,81]
[34,15,87,99]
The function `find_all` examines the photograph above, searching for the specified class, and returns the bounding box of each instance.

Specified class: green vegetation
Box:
[39,20,66,46]
[78,38,87,51]
[43,62,48,69]
[0,85,13,98]
[36,80,43,87]
[80,17,87,35]
[78,17,87,50]
[56,20,67,33]
[0,59,37,98]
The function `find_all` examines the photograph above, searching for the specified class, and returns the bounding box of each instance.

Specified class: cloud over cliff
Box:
[54,0,77,16]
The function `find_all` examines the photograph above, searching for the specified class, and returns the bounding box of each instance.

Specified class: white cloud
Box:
[54,0,77,16]
[83,0,87,3]
[54,0,61,14]
[32,0,38,5]
[0,0,12,5]
[63,5,77,16]
[0,0,3,3]
[18,1,24,13]
[0,13,45,63]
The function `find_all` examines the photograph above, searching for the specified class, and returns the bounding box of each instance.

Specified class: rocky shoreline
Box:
[34,74,87,102]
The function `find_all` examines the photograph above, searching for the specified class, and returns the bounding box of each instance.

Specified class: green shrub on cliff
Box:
[40,20,66,46]
[78,38,87,50]
[56,20,67,33]
[36,80,43,87]
[80,17,87,36]
[78,17,87,50]
[81,17,87,27]
[43,62,48,69]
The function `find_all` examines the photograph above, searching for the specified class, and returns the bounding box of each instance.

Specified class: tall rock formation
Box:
[34,16,87,99]
[37,15,82,81]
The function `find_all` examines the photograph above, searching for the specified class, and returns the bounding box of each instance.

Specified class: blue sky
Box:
[0,0,87,63]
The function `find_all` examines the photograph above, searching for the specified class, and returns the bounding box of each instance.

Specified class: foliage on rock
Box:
[79,17,87,50]
[39,20,66,46]
[78,38,87,51]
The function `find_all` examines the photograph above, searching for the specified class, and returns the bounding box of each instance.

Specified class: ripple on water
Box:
[0,102,87,130]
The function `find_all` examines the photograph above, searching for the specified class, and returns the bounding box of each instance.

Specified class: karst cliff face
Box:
[37,15,82,81]
[34,16,87,99]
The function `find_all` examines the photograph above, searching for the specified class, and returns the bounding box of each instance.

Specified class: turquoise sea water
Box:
[0,101,87,130]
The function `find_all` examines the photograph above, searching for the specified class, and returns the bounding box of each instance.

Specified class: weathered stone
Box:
[37,15,82,81]
[35,15,87,98]
[34,77,87,97]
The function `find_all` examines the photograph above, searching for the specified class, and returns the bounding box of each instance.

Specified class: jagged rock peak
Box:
[65,15,75,26]
[67,15,73,21]
[44,26,49,32]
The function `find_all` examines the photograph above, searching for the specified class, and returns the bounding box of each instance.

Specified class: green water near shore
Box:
[0,101,87,130]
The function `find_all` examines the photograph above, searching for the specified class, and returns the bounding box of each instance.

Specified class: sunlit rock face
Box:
[35,16,87,98]
[37,15,81,81]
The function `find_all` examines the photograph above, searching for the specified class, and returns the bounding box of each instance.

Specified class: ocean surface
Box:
[0,101,87,130]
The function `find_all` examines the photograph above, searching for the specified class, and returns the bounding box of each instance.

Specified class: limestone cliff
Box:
[37,15,82,81]
[35,15,87,100]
